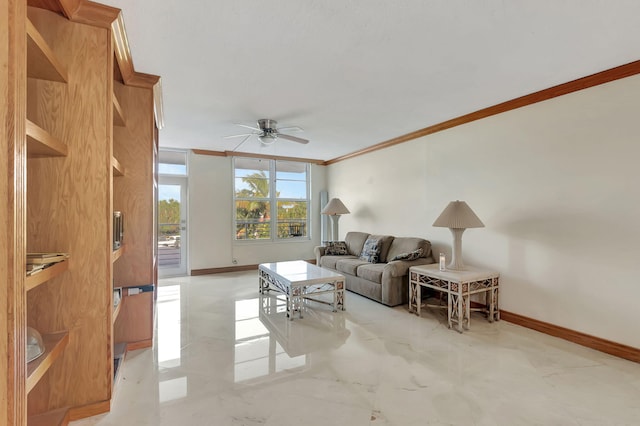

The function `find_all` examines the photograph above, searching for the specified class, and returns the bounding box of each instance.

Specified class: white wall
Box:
[328,74,640,348]
[188,152,327,270]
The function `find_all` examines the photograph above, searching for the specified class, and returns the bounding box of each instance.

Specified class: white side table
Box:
[408,264,499,333]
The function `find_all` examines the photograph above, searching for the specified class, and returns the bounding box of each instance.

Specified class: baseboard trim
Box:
[191,259,316,276]
[191,264,259,275]
[126,339,152,351]
[500,310,640,363]
[68,399,110,421]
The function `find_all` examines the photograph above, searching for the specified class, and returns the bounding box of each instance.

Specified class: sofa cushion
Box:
[370,234,394,262]
[321,255,358,270]
[345,232,370,256]
[390,247,423,261]
[356,263,386,284]
[324,241,348,255]
[336,258,369,276]
[387,237,431,261]
[359,236,382,263]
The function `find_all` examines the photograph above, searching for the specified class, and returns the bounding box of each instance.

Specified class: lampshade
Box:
[433,201,484,229]
[432,200,484,271]
[321,198,350,216]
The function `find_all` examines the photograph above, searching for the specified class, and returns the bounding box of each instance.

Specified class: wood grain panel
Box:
[113,292,153,344]
[26,119,68,157]
[2,0,28,424]
[67,400,110,421]
[111,156,124,176]
[26,332,69,393]
[25,6,112,416]
[27,407,70,426]
[501,310,640,363]
[112,94,125,127]
[112,82,155,288]
[26,19,68,83]
[26,0,65,14]
[25,259,69,292]
[27,0,81,18]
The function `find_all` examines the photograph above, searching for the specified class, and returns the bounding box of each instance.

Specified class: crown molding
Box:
[191,149,326,165]
[326,60,640,165]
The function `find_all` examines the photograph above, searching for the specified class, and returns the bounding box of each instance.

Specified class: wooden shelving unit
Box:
[112,156,125,176]
[26,18,68,83]
[2,2,162,424]
[25,260,69,292]
[27,407,70,426]
[112,93,126,127]
[26,120,68,157]
[113,300,122,324]
[112,246,124,263]
[26,332,70,393]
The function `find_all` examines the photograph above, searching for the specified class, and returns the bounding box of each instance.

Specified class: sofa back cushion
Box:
[344,232,370,256]
[387,237,432,261]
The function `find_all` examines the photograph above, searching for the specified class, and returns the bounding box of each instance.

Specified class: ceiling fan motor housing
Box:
[258,119,277,131]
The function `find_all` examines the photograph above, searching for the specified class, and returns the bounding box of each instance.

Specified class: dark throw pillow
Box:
[359,237,382,263]
[325,241,348,255]
[390,247,424,261]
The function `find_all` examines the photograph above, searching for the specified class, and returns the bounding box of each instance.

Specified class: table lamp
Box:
[432,200,484,270]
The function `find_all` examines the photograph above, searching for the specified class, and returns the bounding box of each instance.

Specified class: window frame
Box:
[233,157,310,242]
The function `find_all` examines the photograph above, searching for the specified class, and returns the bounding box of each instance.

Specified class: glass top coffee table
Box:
[258,260,346,320]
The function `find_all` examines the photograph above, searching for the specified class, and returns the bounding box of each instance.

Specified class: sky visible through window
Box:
[159,163,186,201]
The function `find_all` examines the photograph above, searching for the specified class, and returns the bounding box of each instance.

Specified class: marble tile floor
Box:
[72,271,640,426]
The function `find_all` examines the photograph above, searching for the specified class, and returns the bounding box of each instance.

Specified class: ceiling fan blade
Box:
[233,134,253,151]
[235,123,261,131]
[277,133,309,144]
[277,126,304,133]
[223,133,254,139]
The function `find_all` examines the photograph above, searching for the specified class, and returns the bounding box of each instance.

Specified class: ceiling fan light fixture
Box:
[258,133,277,145]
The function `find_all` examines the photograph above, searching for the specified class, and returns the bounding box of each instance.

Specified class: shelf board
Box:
[26,120,68,158]
[28,407,70,426]
[26,19,68,83]
[112,156,125,176]
[26,331,70,393]
[26,260,69,292]
[113,94,126,127]
[112,245,124,262]
[113,299,122,324]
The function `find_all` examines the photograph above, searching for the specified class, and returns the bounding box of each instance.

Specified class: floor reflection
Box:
[234,297,306,382]
[157,284,182,367]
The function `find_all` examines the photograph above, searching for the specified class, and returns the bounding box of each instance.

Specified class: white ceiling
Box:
[103,0,640,161]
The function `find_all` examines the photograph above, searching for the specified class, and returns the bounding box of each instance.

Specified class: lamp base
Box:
[329,215,341,241]
[447,228,467,271]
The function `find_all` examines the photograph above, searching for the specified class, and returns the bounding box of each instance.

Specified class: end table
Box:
[409,264,499,333]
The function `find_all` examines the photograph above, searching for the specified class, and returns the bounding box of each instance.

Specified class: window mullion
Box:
[271,160,277,240]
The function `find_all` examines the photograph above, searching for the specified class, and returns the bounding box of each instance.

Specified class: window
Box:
[159,149,187,176]
[234,157,309,240]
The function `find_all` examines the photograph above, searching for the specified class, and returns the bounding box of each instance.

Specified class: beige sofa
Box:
[314,231,434,306]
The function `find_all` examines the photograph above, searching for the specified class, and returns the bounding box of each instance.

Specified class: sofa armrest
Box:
[314,246,326,265]
[383,256,435,278]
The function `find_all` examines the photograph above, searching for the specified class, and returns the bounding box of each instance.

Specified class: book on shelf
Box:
[27,252,70,265]
[26,263,46,275]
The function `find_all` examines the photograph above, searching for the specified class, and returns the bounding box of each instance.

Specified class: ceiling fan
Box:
[225,119,309,150]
